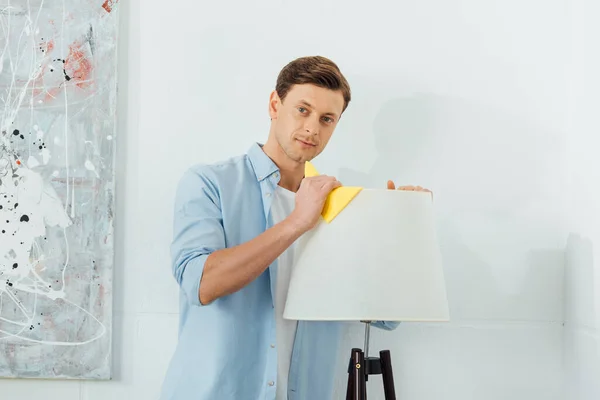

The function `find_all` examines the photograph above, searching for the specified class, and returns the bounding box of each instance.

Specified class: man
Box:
[160,56,432,400]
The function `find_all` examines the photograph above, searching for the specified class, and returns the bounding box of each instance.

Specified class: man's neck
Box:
[261,141,304,192]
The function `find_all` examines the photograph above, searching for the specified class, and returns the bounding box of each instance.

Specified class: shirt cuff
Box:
[181,254,209,307]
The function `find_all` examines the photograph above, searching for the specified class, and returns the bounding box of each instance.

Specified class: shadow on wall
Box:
[563,234,600,399]
[338,93,566,323]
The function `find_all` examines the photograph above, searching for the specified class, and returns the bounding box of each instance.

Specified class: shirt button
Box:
[270,344,275,348]
[265,192,271,197]
[268,381,275,386]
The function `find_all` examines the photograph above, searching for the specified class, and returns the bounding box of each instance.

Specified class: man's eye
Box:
[298,107,307,113]
[323,117,333,123]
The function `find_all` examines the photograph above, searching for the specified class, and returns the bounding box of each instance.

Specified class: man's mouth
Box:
[296,138,317,147]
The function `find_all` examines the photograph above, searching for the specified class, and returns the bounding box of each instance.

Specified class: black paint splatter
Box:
[20,215,29,222]
[53,58,71,81]
[86,25,96,55]
[12,263,18,269]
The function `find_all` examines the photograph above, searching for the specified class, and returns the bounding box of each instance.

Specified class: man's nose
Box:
[304,118,319,135]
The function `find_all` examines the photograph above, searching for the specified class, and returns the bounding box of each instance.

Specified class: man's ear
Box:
[268,90,280,120]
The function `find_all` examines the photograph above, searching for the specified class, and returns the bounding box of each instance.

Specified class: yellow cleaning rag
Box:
[304,161,363,223]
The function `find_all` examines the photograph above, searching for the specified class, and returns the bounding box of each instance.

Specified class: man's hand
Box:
[387,180,433,199]
[289,175,341,232]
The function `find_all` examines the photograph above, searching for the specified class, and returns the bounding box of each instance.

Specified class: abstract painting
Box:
[0,0,119,379]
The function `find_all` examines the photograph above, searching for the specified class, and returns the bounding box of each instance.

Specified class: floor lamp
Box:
[283,187,450,400]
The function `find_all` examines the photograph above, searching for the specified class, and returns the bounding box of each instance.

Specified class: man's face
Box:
[269,84,345,164]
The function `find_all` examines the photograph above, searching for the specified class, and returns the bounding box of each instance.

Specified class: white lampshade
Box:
[283,189,450,322]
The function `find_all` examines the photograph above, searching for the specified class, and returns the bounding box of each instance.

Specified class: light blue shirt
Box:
[160,143,399,400]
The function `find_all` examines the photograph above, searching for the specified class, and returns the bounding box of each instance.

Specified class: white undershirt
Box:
[270,185,299,400]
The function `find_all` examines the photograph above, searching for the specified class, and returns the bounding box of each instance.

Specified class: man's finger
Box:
[318,176,339,187]
[315,175,337,183]
[323,180,342,192]
[387,180,395,190]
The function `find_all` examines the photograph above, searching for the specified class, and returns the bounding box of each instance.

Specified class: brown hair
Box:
[275,56,351,113]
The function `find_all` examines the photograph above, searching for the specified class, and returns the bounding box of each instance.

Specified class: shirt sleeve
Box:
[170,167,225,306]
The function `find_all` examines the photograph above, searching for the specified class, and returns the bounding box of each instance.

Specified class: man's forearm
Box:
[198,216,305,305]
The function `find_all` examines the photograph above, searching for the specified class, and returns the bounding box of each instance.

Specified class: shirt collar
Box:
[247,142,279,182]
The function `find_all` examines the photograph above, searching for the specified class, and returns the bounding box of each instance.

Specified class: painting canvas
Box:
[0,0,119,379]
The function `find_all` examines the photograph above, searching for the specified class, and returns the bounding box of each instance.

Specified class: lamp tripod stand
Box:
[346,321,397,400]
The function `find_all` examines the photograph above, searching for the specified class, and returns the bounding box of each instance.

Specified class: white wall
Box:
[563,0,600,399]
[2,0,599,399]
